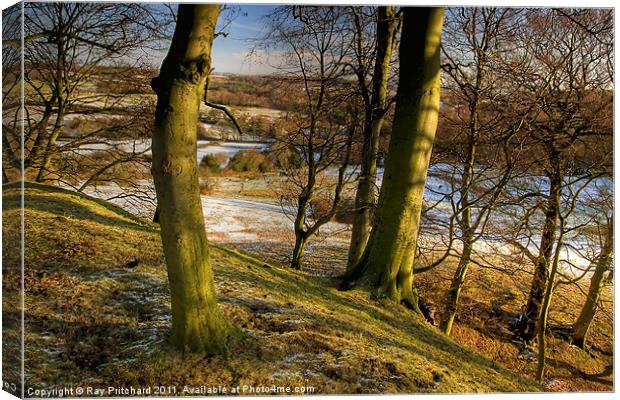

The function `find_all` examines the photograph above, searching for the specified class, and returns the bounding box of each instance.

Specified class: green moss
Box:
[3,181,542,394]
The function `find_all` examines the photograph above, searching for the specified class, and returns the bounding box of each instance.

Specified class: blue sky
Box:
[211,5,279,74]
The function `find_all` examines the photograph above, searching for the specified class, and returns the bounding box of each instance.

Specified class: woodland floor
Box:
[1,181,612,394]
[205,175,615,392]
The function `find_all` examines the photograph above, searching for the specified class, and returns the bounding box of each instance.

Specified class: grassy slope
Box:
[417,262,613,392]
[2,182,542,394]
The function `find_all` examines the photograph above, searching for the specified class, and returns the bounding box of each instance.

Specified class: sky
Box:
[149,2,616,75]
[211,5,279,75]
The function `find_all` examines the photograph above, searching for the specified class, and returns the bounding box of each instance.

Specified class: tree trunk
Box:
[291,233,307,271]
[572,217,613,348]
[517,153,562,342]
[342,7,444,310]
[153,205,160,223]
[150,4,230,355]
[291,195,309,270]
[347,6,396,268]
[536,211,565,383]
[35,109,66,182]
[440,133,476,336]
[440,230,473,335]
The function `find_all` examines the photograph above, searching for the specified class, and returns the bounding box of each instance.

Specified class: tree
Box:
[2,3,22,184]
[150,3,230,355]
[508,9,613,342]
[2,2,165,205]
[436,8,524,336]
[341,7,445,310]
[534,174,601,382]
[346,6,399,267]
[265,6,357,270]
[572,199,613,349]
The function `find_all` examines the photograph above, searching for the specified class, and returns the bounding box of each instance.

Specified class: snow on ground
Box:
[79,175,595,276]
[197,141,270,162]
[201,196,352,274]
[59,138,270,161]
[69,140,599,276]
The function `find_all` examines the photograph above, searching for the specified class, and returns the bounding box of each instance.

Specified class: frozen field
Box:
[68,137,604,276]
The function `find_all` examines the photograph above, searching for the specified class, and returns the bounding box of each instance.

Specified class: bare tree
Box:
[2,4,24,184]
[534,174,603,382]
[434,7,528,336]
[505,8,613,342]
[3,3,168,207]
[264,6,358,270]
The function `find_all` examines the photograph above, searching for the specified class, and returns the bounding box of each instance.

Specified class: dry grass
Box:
[2,182,543,395]
[415,257,613,392]
[197,174,613,393]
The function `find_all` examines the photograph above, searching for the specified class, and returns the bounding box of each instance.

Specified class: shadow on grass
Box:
[546,356,613,387]
[211,257,542,392]
[7,181,542,392]
[3,182,157,234]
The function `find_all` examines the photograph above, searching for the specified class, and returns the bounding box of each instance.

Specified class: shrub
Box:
[308,195,356,225]
[200,152,228,173]
[197,123,212,140]
[228,149,275,173]
[274,145,303,169]
[309,197,332,221]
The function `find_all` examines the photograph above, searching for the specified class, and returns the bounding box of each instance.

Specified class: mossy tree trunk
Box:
[342,7,444,310]
[291,230,307,270]
[150,4,230,355]
[572,216,613,348]
[348,6,397,268]
[517,148,562,342]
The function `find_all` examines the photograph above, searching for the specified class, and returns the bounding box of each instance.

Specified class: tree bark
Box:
[517,149,562,342]
[347,6,396,268]
[290,188,310,269]
[342,7,444,310]
[152,205,160,223]
[150,4,230,355]
[572,217,613,348]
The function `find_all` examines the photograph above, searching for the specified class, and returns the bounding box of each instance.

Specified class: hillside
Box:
[2,182,542,394]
